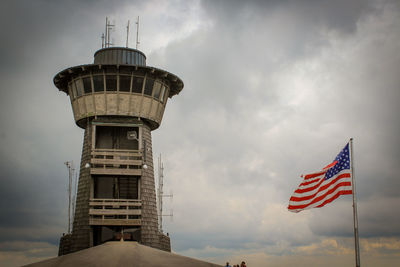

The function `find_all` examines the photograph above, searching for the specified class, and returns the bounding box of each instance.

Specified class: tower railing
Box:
[90,149,143,175]
[89,198,142,226]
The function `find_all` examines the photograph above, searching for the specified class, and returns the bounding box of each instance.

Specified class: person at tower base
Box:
[225,262,231,267]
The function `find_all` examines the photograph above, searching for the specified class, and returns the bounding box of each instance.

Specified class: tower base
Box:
[58,232,171,256]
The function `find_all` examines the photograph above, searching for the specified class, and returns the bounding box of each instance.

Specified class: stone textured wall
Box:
[59,124,92,255]
[140,124,161,249]
[58,234,72,256]
[71,124,92,252]
[159,233,171,252]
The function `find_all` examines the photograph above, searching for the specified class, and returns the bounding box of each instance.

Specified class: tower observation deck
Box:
[54,46,183,255]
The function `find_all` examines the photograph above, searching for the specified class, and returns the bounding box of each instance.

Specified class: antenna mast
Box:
[157,154,173,233]
[64,161,75,234]
[126,20,130,48]
[104,17,108,48]
[135,16,140,49]
[158,155,164,232]
[104,17,115,48]
[101,17,138,49]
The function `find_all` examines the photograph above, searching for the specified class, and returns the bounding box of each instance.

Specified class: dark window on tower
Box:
[93,75,104,92]
[93,226,141,246]
[106,75,117,91]
[106,66,117,74]
[94,176,114,198]
[144,78,154,96]
[95,126,139,150]
[80,69,90,76]
[83,77,92,94]
[95,126,113,149]
[119,75,131,92]
[132,77,144,94]
[118,127,139,150]
[122,50,127,64]
[92,68,103,75]
[94,176,139,199]
[153,81,162,100]
[75,79,83,97]
[118,177,139,199]
[119,67,131,74]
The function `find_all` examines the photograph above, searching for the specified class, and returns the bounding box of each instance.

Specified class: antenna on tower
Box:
[135,16,140,49]
[126,20,130,48]
[104,17,115,48]
[104,17,108,48]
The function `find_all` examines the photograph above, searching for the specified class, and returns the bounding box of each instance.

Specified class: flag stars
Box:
[325,143,351,180]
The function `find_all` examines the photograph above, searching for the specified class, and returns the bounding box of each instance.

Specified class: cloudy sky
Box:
[0,0,399,266]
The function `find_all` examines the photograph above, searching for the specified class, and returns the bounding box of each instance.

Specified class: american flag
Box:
[288,143,353,213]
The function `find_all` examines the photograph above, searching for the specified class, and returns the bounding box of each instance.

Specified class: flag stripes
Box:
[288,144,353,212]
[288,171,352,212]
[288,143,353,213]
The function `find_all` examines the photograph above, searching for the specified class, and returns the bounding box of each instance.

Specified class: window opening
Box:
[93,226,141,246]
[119,67,131,74]
[75,79,84,97]
[83,77,92,94]
[93,75,104,92]
[94,176,139,199]
[144,78,154,96]
[106,75,117,91]
[132,77,144,94]
[95,126,139,150]
[106,66,117,73]
[92,68,103,75]
[119,75,131,92]
[153,81,162,100]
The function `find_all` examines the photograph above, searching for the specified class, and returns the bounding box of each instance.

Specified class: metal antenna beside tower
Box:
[64,161,75,234]
[157,154,173,233]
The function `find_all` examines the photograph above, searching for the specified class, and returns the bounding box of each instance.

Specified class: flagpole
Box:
[350,138,360,267]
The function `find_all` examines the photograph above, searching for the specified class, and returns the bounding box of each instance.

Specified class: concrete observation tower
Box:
[53,46,183,255]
